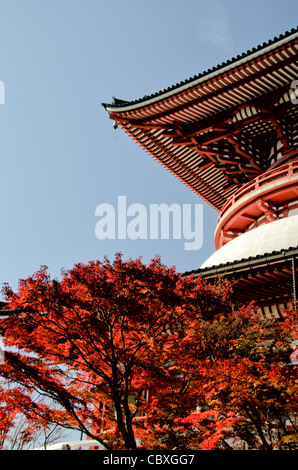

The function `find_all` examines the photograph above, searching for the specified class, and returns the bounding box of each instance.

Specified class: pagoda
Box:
[103,27,298,318]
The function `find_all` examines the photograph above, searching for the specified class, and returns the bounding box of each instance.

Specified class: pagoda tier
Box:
[103,28,298,212]
[185,245,298,320]
[103,28,298,310]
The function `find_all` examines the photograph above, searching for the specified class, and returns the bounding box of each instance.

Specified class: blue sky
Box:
[0,0,297,294]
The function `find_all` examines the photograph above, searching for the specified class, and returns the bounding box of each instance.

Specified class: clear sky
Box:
[0,0,297,295]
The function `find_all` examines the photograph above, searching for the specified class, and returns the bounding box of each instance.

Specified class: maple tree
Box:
[0,384,17,448]
[0,253,297,450]
[0,385,71,450]
[139,303,298,450]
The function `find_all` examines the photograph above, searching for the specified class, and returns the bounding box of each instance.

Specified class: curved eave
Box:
[103,28,298,211]
[103,27,298,113]
[184,245,298,309]
[184,245,298,278]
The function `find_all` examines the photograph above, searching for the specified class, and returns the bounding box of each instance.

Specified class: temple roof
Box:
[103,28,298,110]
[103,27,298,211]
[185,243,298,277]
[184,243,298,308]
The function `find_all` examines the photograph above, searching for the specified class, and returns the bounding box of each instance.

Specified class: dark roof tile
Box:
[103,27,298,110]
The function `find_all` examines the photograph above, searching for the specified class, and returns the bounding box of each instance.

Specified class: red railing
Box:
[219,160,298,219]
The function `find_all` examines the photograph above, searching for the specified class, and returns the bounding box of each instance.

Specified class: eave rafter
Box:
[169,84,291,140]
[112,83,297,190]
[114,49,297,126]
[169,87,296,180]
[104,32,298,210]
